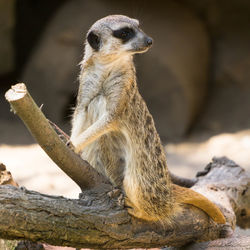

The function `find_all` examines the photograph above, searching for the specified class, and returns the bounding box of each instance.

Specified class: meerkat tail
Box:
[173,184,226,224]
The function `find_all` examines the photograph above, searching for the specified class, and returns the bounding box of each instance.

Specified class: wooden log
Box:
[0,157,249,248]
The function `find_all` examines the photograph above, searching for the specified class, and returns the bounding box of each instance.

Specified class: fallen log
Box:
[0,157,249,248]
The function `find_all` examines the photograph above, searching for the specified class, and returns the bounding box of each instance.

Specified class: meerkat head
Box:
[85,15,153,60]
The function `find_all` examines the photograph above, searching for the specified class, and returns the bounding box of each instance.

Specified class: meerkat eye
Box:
[113,27,135,42]
[121,31,127,38]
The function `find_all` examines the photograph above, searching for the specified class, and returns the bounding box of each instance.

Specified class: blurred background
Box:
[0,0,250,210]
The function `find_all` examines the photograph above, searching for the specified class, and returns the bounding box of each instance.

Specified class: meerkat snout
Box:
[132,34,153,53]
[145,37,153,46]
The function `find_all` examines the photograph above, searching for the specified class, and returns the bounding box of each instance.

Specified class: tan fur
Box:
[71,15,226,224]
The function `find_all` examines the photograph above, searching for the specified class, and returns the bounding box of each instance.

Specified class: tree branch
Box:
[170,172,197,188]
[3,83,250,248]
[5,83,109,190]
[0,157,249,248]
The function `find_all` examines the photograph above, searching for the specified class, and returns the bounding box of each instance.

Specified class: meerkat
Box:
[70,15,225,224]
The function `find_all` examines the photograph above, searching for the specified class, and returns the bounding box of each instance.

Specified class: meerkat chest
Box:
[87,94,107,123]
[80,66,106,105]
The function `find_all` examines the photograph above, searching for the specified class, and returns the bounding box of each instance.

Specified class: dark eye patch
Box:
[113,27,135,43]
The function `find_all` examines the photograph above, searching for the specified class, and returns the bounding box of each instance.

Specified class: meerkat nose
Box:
[146,37,153,46]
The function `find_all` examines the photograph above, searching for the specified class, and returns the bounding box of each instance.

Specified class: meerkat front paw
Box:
[125,201,146,220]
[124,197,133,208]
[67,139,81,154]
[69,137,82,154]
[125,197,154,221]
[73,146,82,154]
[125,197,139,217]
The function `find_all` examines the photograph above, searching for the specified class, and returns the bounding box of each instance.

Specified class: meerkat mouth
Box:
[130,47,150,53]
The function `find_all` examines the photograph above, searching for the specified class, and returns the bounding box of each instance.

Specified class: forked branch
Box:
[5,83,109,190]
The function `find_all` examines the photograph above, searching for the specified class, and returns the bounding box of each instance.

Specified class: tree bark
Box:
[0,157,249,249]
[5,83,109,191]
[3,83,250,248]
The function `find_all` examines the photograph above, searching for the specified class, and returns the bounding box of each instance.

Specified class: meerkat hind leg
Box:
[125,197,156,221]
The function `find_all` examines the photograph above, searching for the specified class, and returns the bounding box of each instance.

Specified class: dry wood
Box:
[0,157,249,248]
[5,83,109,191]
[170,172,197,188]
[3,83,250,248]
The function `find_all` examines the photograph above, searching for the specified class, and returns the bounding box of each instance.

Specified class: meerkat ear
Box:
[87,31,101,51]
